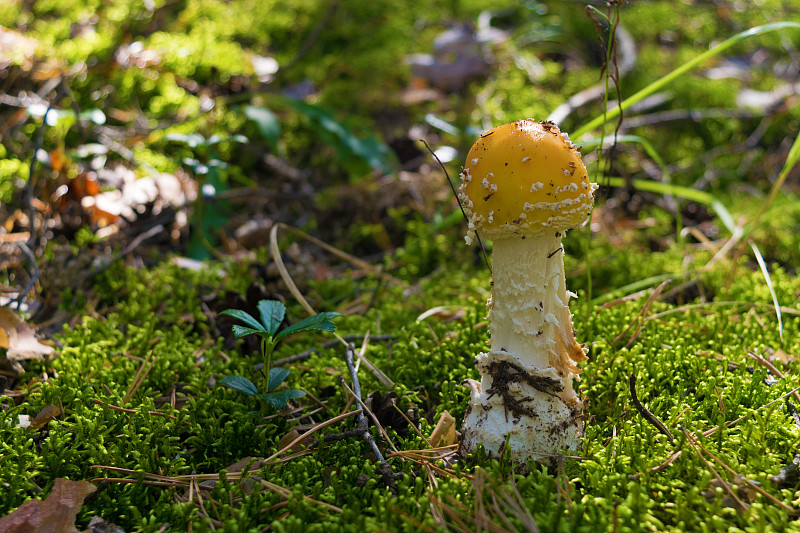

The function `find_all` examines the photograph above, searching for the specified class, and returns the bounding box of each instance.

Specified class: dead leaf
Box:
[0,478,96,533]
[29,404,62,431]
[768,348,797,366]
[702,474,758,511]
[0,307,55,361]
[222,456,264,474]
[771,454,800,487]
[366,391,420,438]
[277,430,310,453]
[416,306,466,323]
[0,26,65,79]
[428,410,457,448]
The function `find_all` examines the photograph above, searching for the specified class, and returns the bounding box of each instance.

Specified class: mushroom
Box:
[458,119,597,469]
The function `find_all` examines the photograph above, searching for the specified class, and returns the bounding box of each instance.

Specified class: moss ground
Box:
[2,213,799,532]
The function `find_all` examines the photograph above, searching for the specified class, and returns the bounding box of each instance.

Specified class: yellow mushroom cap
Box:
[458,120,596,240]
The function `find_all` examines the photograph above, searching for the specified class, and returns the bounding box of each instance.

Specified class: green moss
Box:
[4,216,799,530]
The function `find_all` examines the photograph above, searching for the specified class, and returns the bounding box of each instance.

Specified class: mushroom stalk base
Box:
[460,352,585,470]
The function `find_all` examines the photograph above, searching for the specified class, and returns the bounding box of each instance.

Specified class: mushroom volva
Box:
[458,119,597,468]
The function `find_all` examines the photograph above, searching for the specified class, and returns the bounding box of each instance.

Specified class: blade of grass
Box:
[580,2,622,311]
[573,22,800,140]
[581,134,685,246]
[579,134,668,172]
[749,240,783,343]
[600,142,793,342]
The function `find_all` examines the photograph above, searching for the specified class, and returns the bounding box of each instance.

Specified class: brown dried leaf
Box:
[416,306,466,323]
[0,307,55,361]
[0,478,96,533]
[29,404,62,431]
[702,474,758,511]
[223,456,264,474]
[769,348,797,366]
[277,430,310,453]
[428,410,457,448]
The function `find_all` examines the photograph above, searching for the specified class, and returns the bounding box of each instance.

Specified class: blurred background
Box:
[1,0,799,314]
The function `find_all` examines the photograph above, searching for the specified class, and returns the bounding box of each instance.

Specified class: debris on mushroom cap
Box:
[458,119,597,239]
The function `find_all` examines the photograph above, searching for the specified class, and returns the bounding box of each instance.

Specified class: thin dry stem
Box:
[678,426,749,511]
[746,351,800,405]
[632,386,800,478]
[613,280,671,346]
[123,341,159,404]
[269,223,396,388]
[689,433,795,512]
[340,378,398,456]
[262,408,362,463]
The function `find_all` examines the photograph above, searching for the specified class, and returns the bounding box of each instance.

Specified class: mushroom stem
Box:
[460,231,587,468]
[490,233,559,367]
[489,233,586,387]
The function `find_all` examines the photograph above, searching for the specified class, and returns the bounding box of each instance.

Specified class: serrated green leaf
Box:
[267,367,291,392]
[220,375,259,397]
[220,309,265,332]
[257,300,285,336]
[231,325,264,338]
[273,312,341,343]
[261,389,305,409]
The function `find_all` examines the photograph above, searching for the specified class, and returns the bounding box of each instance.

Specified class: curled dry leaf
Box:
[0,26,40,71]
[428,410,457,448]
[366,391,420,438]
[278,430,311,453]
[28,404,63,431]
[0,307,55,361]
[0,478,96,533]
[416,306,467,323]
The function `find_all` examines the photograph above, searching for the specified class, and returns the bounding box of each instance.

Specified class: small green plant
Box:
[219,299,341,408]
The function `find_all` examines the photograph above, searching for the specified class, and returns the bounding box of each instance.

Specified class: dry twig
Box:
[629,374,674,441]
